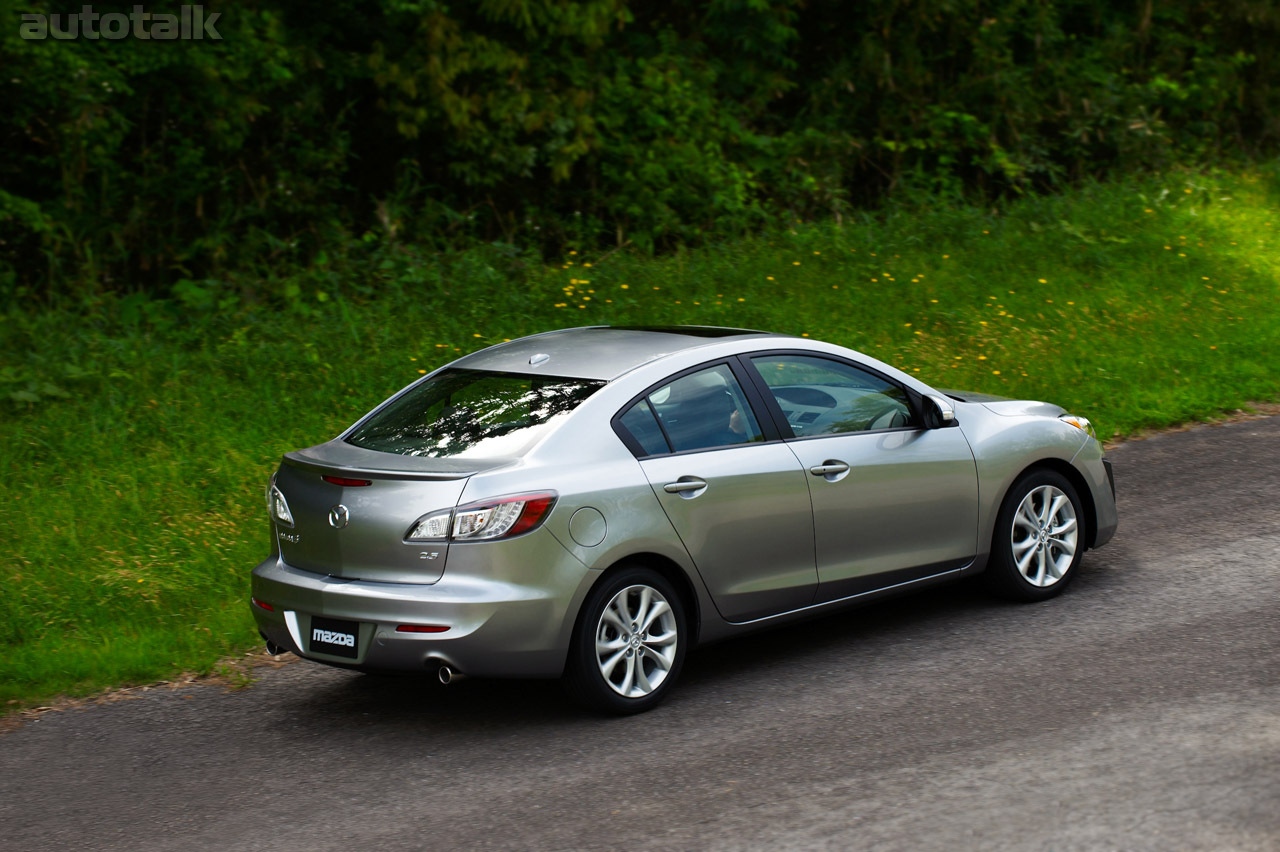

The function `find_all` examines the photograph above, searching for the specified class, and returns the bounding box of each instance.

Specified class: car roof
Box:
[450,325,785,381]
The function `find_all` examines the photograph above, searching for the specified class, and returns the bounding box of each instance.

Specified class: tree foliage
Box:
[2,0,1277,299]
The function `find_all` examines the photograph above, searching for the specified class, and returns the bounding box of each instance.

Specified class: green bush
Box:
[2,1,1277,301]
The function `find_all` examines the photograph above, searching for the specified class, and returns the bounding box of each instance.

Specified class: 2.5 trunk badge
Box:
[328,505,350,529]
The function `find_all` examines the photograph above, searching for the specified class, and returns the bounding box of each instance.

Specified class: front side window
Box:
[750,355,915,436]
[618,363,764,455]
[346,369,603,458]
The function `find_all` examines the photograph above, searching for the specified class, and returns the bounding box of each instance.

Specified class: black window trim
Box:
[610,357,786,460]
[736,349,926,442]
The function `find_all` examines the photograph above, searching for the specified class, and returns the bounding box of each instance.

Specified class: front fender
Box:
[956,402,1090,559]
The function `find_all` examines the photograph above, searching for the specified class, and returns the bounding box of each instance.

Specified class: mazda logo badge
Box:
[328,505,350,529]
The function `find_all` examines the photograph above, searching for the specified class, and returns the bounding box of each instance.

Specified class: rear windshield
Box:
[345,369,604,458]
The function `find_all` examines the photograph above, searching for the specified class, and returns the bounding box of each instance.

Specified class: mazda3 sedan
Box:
[251,325,1117,713]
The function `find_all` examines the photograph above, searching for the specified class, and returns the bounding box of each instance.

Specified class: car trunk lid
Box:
[271,440,513,584]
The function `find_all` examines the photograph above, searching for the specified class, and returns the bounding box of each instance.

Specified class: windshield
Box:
[345,369,604,458]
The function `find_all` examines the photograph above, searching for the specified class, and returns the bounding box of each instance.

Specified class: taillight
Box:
[269,484,294,527]
[251,596,275,612]
[405,491,557,542]
[323,475,372,487]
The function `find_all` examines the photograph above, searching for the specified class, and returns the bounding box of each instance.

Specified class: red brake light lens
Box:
[323,476,373,487]
[395,625,450,634]
[251,596,275,612]
[506,494,556,537]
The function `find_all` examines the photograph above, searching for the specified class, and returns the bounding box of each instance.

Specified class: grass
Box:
[2,163,1278,709]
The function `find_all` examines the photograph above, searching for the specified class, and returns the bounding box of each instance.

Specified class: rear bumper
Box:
[249,529,597,679]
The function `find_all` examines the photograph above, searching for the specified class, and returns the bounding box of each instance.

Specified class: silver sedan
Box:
[251,326,1117,713]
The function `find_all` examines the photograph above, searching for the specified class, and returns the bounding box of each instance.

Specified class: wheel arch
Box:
[574,552,703,647]
[1006,459,1098,550]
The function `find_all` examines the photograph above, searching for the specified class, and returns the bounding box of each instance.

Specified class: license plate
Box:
[309,616,359,659]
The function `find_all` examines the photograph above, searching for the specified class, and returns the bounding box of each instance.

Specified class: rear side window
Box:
[346,369,603,458]
[617,363,764,455]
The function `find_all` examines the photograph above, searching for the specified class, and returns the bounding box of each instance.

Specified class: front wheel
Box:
[985,469,1086,601]
[564,566,687,715]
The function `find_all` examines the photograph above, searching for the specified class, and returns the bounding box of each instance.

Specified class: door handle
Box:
[663,478,708,494]
[808,462,850,476]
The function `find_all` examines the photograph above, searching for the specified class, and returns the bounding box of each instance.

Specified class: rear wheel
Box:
[985,469,1086,601]
[565,565,687,715]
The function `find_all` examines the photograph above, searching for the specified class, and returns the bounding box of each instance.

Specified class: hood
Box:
[940,389,1066,419]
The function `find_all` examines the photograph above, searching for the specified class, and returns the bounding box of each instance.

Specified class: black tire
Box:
[564,565,688,715]
[984,468,1087,602]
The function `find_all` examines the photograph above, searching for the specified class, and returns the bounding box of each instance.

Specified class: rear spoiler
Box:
[282,439,515,481]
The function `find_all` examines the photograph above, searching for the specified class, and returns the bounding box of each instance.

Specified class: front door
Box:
[745,353,979,601]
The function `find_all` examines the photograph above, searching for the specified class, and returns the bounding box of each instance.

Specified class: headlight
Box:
[1059,414,1097,441]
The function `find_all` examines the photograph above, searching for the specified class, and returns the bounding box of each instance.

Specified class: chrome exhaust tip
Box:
[265,639,286,656]
[438,665,467,685]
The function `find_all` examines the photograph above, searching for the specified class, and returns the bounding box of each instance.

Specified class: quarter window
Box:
[750,355,915,436]
[618,399,669,456]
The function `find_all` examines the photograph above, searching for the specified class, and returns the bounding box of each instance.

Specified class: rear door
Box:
[617,361,818,622]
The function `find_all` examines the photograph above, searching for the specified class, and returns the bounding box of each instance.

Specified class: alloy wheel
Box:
[594,584,679,698]
[1010,484,1078,587]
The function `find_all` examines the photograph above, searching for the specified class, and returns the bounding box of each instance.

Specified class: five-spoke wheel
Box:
[986,469,1086,600]
[1010,484,1079,587]
[566,565,687,714]
[593,584,679,698]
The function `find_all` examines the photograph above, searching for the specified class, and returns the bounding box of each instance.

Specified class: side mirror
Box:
[923,394,957,428]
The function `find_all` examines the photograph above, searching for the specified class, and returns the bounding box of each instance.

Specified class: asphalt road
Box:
[3,417,1278,852]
